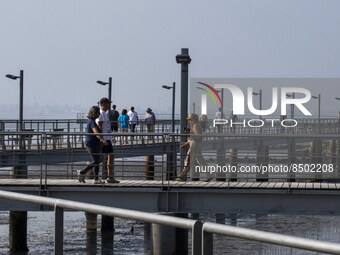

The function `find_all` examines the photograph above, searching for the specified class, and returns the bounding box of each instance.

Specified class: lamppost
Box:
[162,82,176,133]
[97,77,112,112]
[312,94,321,133]
[252,89,262,119]
[176,48,191,172]
[6,70,24,133]
[287,93,295,119]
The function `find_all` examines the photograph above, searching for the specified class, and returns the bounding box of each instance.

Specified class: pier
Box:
[1,118,340,254]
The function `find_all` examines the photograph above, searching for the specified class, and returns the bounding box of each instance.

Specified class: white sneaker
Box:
[77,170,85,183]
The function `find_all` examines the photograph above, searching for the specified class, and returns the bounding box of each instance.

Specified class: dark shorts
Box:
[101,140,113,154]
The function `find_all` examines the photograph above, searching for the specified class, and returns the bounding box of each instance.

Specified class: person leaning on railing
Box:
[77,106,107,184]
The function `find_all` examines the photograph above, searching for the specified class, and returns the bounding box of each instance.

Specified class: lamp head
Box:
[97,80,108,86]
[6,74,19,80]
[162,85,172,90]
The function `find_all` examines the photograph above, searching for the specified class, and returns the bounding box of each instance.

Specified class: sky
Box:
[1,0,340,118]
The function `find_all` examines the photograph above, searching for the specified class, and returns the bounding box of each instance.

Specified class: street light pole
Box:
[162,82,176,133]
[252,89,262,119]
[19,70,24,132]
[312,94,321,133]
[172,82,176,133]
[108,77,112,110]
[287,93,295,119]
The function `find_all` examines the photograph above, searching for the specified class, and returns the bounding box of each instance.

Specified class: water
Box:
[1,211,340,254]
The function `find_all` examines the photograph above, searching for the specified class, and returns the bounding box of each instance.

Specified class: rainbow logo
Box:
[196,82,222,106]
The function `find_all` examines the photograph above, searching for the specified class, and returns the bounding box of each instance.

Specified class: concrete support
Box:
[176,213,188,255]
[152,215,177,255]
[229,148,238,181]
[85,212,97,255]
[101,215,114,232]
[144,223,152,255]
[54,207,64,255]
[216,213,225,224]
[144,155,155,180]
[101,230,114,255]
[9,211,29,253]
[152,213,188,255]
[256,145,269,182]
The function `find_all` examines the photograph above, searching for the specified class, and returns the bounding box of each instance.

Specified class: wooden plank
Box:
[273,182,284,188]
[289,182,299,189]
[281,182,290,189]
[249,182,262,188]
[258,182,269,188]
[305,182,313,189]
[328,183,337,189]
[227,182,239,188]
[320,183,329,190]
[297,182,305,189]
[265,182,276,189]
[314,182,321,189]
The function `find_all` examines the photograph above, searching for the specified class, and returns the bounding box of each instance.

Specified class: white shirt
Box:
[96,109,112,141]
[128,110,139,124]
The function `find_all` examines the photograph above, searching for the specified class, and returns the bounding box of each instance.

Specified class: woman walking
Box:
[78,106,107,184]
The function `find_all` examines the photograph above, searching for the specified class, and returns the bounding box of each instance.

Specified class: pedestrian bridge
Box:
[0,118,340,215]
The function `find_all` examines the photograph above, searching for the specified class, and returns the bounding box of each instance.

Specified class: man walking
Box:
[127,106,139,141]
[97,98,119,184]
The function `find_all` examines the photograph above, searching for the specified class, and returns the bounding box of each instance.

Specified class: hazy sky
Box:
[1,0,340,117]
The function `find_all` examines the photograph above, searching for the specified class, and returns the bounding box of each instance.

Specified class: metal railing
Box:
[1,190,340,254]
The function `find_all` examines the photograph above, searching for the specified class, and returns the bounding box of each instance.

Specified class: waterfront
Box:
[1,211,340,254]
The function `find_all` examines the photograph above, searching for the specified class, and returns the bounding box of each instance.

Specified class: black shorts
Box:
[101,140,113,154]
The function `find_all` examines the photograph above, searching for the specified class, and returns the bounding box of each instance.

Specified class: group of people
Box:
[78,98,156,184]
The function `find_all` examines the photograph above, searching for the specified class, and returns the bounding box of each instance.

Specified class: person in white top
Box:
[127,106,139,140]
[96,98,119,184]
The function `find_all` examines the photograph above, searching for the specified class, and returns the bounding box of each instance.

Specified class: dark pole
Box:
[172,82,176,133]
[291,93,295,119]
[259,89,262,120]
[108,77,112,115]
[318,93,321,133]
[19,70,24,132]
[176,48,191,136]
[176,48,191,169]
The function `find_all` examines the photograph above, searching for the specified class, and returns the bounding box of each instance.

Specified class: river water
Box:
[1,211,340,254]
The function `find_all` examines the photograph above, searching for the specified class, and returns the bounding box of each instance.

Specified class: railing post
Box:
[192,221,202,255]
[54,206,64,255]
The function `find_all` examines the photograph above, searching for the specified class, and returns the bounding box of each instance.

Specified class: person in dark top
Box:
[109,104,120,132]
[78,106,107,184]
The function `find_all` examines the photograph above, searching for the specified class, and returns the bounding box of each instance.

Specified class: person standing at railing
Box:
[145,108,156,142]
[78,106,106,184]
[96,98,120,184]
[118,109,129,144]
[128,106,139,141]
[109,104,120,143]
